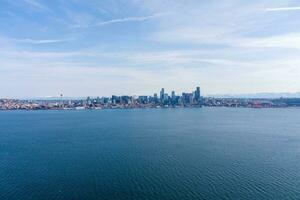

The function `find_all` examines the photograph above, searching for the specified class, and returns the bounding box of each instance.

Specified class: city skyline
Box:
[3,85,300,110]
[1,0,300,98]
[3,86,203,100]
[2,88,300,100]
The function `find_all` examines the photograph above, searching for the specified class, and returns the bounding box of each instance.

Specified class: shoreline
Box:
[1,106,299,111]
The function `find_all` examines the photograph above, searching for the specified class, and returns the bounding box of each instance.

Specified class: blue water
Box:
[1,108,300,200]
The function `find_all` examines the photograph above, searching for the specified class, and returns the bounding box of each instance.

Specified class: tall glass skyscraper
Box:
[195,87,201,102]
[160,88,165,101]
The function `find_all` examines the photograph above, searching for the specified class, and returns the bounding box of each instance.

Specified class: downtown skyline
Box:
[3,86,300,110]
[1,0,300,98]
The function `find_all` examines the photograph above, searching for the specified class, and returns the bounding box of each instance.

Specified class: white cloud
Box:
[238,33,300,49]
[2,0,300,96]
[13,38,72,44]
[266,7,300,11]
[73,12,167,28]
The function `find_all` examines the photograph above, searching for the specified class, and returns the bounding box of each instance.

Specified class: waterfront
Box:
[1,108,300,200]
[2,97,300,110]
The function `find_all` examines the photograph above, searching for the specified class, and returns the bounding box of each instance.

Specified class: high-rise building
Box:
[96,97,101,104]
[171,91,176,99]
[160,88,165,101]
[86,96,92,106]
[182,93,193,105]
[195,86,201,102]
[138,96,148,104]
[171,91,176,105]
[153,93,159,103]
[164,93,169,101]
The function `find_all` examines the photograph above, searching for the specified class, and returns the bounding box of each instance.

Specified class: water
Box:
[1,108,300,200]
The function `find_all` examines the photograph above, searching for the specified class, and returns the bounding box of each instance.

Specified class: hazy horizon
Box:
[3,91,300,100]
[1,0,300,97]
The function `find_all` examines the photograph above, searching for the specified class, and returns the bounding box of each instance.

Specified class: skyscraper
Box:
[195,87,201,102]
[160,88,165,102]
[171,91,176,99]
[171,91,176,105]
[154,93,159,104]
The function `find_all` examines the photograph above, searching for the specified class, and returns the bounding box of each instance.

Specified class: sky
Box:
[1,0,300,98]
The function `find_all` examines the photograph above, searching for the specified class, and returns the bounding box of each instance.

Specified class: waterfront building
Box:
[86,97,92,106]
[182,93,194,105]
[171,91,176,99]
[195,87,201,102]
[96,97,101,104]
[138,96,148,104]
[160,88,165,102]
[153,93,159,104]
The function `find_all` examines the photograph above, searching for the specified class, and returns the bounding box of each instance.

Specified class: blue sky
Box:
[1,0,300,98]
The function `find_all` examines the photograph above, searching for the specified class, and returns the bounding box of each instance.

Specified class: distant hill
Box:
[208,92,300,99]
[20,97,86,101]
